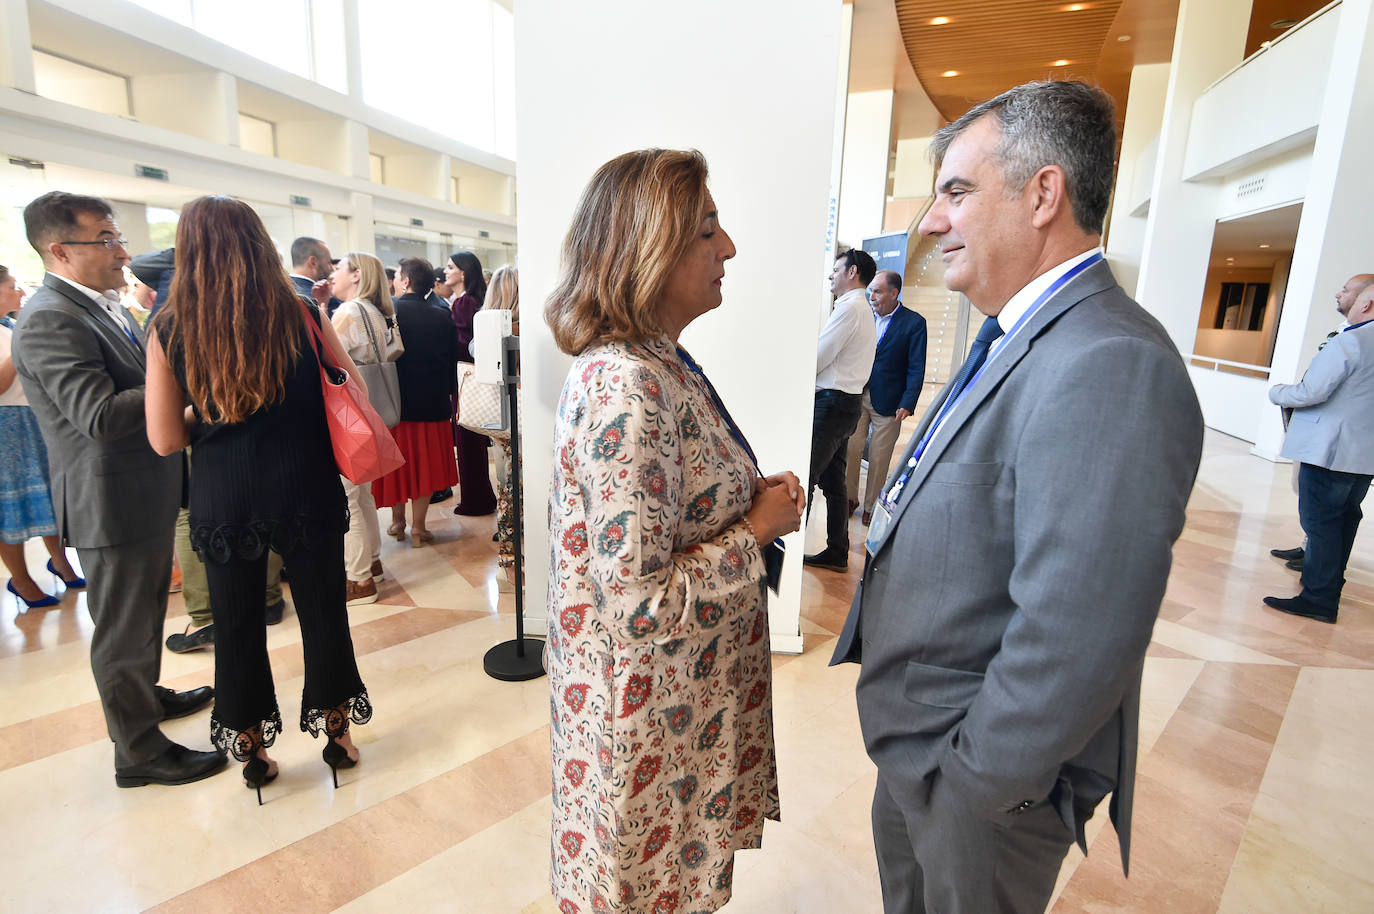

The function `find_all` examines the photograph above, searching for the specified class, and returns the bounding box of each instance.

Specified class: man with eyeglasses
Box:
[11,191,225,789]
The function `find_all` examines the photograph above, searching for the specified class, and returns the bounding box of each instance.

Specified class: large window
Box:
[125,0,348,93]
[358,0,515,158]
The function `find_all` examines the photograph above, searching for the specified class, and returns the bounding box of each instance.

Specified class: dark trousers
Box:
[201,530,365,760]
[872,773,1073,914]
[809,389,863,552]
[1297,462,1372,613]
[454,419,497,515]
[77,528,176,768]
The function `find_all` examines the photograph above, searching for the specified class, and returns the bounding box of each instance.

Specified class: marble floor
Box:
[1,429,1371,913]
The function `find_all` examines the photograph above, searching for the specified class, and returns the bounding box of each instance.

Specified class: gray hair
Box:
[930,80,1116,235]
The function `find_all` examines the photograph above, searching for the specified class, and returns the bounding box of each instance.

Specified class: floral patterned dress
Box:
[547,336,779,914]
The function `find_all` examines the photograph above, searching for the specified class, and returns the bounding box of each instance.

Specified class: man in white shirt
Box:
[803,249,879,572]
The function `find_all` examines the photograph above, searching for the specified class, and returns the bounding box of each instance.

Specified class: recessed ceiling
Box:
[1210,202,1302,268]
[894,0,1140,123]
[1245,0,1330,56]
[893,0,1324,129]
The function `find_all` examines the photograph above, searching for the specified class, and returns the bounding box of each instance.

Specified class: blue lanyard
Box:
[884,252,1103,510]
[675,345,760,472]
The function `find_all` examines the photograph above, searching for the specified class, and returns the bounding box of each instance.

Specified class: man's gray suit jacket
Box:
[831,260,1204,872]
[11,274,181,548]
[1269,321,1374,475]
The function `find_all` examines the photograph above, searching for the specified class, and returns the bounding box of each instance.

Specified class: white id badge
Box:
[865,502,891,555]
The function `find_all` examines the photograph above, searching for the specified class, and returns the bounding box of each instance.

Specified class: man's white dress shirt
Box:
[816,287,878,394]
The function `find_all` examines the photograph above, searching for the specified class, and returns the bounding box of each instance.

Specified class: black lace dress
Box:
[164,307,372,760]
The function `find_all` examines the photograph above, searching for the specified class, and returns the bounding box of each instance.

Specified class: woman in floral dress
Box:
[544,149,805,914]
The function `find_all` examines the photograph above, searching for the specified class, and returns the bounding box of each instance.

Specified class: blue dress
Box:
[0,319,59,543]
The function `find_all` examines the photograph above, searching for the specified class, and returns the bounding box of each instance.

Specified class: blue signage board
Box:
[862,231,909,285]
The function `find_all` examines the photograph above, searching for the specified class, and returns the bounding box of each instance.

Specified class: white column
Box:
[1134,0,1251,352]
[515,0,846,653]
[345,190,374,253]
[836,89,894,248]
[1104,62,1170,299]
[0,0,35,94]
[342,0,364,103]
[1254,0,1374,460]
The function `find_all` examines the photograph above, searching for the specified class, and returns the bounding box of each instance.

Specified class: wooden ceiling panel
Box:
[895,0,1127,121]
[895,0,1329,130]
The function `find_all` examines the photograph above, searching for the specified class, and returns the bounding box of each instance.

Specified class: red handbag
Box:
[300,302,405,484]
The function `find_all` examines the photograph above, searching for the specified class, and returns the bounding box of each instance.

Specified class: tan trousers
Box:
[846,389,904,515]
[342,477,380,583]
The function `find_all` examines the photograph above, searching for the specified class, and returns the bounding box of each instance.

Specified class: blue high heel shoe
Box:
[7,580,60,609]
[47,559,86,588]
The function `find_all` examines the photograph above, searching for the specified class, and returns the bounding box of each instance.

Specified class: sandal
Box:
[386,521,406,540]
[411,530,435,548]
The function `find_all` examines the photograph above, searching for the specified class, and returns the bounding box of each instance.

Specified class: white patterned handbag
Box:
[455,362,509,440]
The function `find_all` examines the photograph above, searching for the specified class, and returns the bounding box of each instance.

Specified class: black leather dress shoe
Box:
[1262,594,1336,624]
[430,488,453,503]
[166,624,214,653]
[1285,558,1304,572]
[803,548,849,572]
[157,685,214,720]
[115,743,227,788]
[1270,546,1305,561]
[265,600,286,625]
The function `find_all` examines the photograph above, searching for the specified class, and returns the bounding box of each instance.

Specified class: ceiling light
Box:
[930,16,951,25]
[942,70,959,77]
[1051,59,1072,67]
[1258,243,1271,249]
[1117,34,1132,42]
[1062,3,1091,10]
[1260,40,1273,49]
[1271,18,1300,28]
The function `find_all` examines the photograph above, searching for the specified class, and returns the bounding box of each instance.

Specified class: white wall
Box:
[515,0,845,653]
[837,89,893,247]
[1183,7,1336,180]
[892,135,934,200]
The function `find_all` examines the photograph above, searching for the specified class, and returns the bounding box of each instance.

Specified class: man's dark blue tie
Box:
[945,315,1004,406]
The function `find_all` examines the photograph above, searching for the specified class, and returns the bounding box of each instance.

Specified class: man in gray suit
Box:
[13,192,224,787]
[1265,283,1374,623]
[830,82,1204,912]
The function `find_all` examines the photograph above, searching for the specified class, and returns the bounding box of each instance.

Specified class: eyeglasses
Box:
[58,238,129,250]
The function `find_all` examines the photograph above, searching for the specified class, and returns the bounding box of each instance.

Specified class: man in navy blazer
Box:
[846,269,927,525]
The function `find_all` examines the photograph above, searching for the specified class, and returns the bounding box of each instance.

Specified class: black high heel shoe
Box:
[243,756,277,805]
[321,739,358,788]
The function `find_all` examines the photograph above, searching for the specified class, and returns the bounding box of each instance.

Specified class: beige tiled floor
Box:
[1,429,1372,912]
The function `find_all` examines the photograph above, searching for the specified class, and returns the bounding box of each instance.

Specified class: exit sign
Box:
[135,164,169,181]
[290,195,311,207]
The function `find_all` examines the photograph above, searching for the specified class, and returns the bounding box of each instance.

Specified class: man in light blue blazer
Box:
[830,82,1204,913]
[1266,283,1374,623]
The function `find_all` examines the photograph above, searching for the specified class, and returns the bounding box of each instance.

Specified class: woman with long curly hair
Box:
[145,196,373,801]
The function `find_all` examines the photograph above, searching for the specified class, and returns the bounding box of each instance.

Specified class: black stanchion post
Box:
[483,334,545,681]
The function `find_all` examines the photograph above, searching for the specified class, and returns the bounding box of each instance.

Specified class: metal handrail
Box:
[1187,354,1272,376]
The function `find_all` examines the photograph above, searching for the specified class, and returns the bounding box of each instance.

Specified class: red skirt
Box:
[371,420,459,507]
